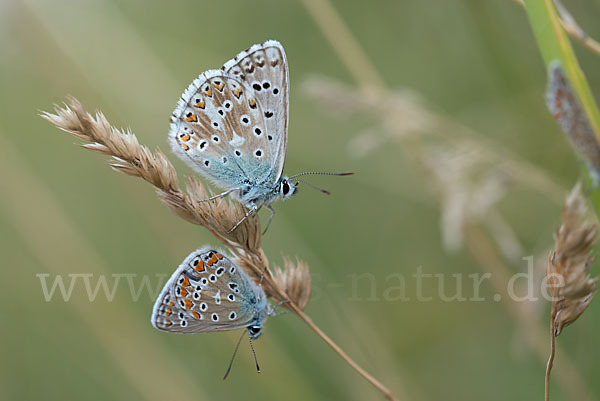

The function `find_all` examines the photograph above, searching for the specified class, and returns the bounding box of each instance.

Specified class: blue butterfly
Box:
[168,40,351,233]
[151,247,271,377]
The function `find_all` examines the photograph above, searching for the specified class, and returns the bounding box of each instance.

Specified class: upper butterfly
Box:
[168,40,351,233]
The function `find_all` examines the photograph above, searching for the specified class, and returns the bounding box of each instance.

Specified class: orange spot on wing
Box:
[192,311,201,319]
[194,261,205,272]
[233,87,243,99]
[181,276,190,287]
[207,254,218,266]
[181,134,190,142]
[204,87,212,97]
[213,82,224,91]
[186,113,198,123]
[195,100,205,109]
[180,143,190,151]
[165,320,173,327]
[184,299,193,310]
[180,287,188,297]
[166,307,172,317]
[215,253,223,260]
[248,98,257,108]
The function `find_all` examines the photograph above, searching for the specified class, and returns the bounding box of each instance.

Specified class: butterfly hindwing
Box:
[169,70,275,189]
[224,40,289,185]
[151,248,265,334]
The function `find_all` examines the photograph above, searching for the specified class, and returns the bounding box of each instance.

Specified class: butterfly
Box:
[168,40,351,233]
[151,247,271,377]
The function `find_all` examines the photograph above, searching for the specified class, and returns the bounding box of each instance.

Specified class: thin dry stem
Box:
[545,321,556,401]
[42,97,399,401]
[287,302,399,401]
[512,0,600,56]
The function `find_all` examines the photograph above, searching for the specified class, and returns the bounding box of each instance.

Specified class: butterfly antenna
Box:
[248,334,261,374]
[291,178,331,195]
[288,171,354,180]
[223,330,246,380]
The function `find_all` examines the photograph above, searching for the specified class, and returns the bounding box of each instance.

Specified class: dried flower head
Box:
[273,256,312,310]
[548,182,599,336]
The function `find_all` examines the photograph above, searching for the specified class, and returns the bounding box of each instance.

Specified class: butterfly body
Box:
[231,174,297,210]
[151,248,269,339]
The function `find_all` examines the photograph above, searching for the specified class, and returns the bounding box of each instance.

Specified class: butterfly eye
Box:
[248,325,262,337]
[282,180,290,195]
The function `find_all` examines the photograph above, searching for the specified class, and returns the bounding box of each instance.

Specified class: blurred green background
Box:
[2,0,600,400]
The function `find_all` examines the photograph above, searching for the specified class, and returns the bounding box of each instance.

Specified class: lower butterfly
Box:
[151,247,272,377]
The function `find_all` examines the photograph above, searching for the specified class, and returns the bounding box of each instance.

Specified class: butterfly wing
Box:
[169,71,275,190]
[151,248,265,334]
[224,40,289,185]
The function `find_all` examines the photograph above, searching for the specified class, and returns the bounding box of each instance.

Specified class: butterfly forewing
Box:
[151,248,264,334]
[224,40,289,184]
[169,70,275,188]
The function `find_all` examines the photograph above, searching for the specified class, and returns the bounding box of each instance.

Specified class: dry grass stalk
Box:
[41,97,273,286]
[546,182,599,401]
[42,97,399,401]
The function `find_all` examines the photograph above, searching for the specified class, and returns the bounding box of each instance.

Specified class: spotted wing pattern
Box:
[224,40,289,185]
[169,70,275,189]
[151,248,265,334]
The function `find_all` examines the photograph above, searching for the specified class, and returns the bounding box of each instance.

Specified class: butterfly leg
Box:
[269,299,290,317]
[227,203,259,234]
[262,205,276,235]
[198,188,237,203]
